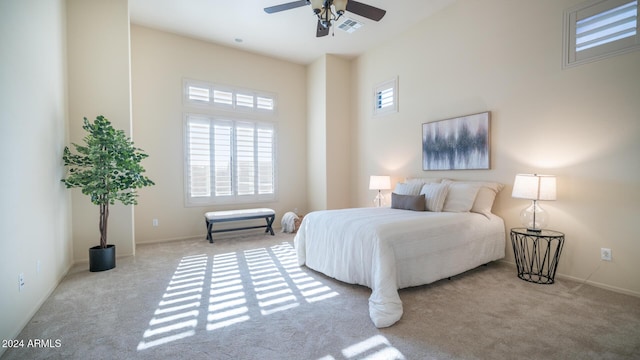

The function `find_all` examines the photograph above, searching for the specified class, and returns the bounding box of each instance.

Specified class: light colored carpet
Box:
[3,231,640,360]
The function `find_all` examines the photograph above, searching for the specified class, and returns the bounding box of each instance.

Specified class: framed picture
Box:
[422,111,490,170]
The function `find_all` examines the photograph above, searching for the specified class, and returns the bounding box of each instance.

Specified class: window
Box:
[564,0,638,68]
[184,79,276,113]
[373,77,398,116]
[185,115,276,205]
[183,79,277,206]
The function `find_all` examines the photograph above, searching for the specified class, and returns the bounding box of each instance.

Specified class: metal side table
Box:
[510,228,565,284]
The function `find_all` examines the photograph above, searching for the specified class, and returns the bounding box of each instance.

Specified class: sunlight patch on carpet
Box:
[138,242,339,351]
[207,252,250,330]
[318,335,406,360]
[137,254,207,350]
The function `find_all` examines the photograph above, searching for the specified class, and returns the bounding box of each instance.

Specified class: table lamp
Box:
[369,175,391,207]
[512,174,556,232]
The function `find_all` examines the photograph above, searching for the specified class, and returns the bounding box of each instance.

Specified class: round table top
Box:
[511,228,564,237]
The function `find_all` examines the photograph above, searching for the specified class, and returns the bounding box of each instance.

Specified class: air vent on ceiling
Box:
[338,18,363,33]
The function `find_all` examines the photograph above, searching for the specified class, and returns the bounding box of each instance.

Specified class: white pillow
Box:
[393,182,424,196]
[441,179,504,216]
[442,182,481,212]
[470,182,504,216]
[419,183,449,212]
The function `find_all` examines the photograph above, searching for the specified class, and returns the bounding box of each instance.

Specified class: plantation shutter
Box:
[376,87,394,110]
[184,79,276,113]
[213,90,233,106]
[236,93,255,109]
[576,0,637,51]
[257,126,275,194]
[257,96,275,111]
[188,85,210,102]
[183,79,277,205]
[187,117,211,197]
[186,115,275,205]
[566,0,639,66]
[212,121,233,197]
[235,123,256,196]
[373,77,398,116]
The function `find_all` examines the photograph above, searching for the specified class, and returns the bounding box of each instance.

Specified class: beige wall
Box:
[0,0,72,351]
[307,55,352,211]
[351,0,640,295]
[325,55,352,210]
[66,0,135,259]
[130,26,308,243]
[307,57,328,211]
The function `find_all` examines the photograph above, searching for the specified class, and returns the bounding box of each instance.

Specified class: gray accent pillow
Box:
[391,193,426,211]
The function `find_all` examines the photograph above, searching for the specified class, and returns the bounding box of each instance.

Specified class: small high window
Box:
[564,0,639,68]
[373,77,398,116]
[184,79,276,113]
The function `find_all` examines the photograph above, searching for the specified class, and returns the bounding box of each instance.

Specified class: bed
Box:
[293,179,506,328]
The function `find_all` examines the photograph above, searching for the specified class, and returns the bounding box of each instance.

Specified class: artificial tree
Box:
[62,115,154,269]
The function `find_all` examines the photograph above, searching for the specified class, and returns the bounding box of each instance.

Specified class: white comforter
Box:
[294,207,505,328]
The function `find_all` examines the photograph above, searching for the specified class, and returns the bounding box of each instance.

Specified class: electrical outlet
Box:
[601,248,612,261]
[152,218,159,227]
[19,273,25,292]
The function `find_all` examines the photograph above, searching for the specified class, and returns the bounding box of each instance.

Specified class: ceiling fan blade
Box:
[264,1,309,14]
[316,20,330,37]
[346,0,386,21]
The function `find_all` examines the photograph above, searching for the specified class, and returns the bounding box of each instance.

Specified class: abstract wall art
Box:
[422,112,490,170]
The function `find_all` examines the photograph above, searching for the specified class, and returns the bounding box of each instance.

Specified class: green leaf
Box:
[61,115,155,244]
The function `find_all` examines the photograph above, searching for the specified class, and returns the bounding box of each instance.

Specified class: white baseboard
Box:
[498,260,640,298]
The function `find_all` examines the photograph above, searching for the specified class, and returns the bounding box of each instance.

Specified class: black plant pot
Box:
[89,244,116,272]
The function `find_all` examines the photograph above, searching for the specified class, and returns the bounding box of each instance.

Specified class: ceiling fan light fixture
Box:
[264,0,385,38]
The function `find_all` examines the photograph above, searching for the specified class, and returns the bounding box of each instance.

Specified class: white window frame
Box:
[183,78,278,207]
[563,0,639,68]
[373,77,398,116]
[183,79,277,114]
[184,114,277,206]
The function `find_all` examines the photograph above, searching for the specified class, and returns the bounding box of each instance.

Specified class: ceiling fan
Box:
[264,0,386,37]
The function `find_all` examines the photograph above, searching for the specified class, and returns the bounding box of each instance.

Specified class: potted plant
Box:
[62,115,154,272]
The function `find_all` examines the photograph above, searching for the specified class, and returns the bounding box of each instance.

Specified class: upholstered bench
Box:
[204,208,275,243]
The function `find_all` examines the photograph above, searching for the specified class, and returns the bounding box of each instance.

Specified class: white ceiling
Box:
[129,0,455,64]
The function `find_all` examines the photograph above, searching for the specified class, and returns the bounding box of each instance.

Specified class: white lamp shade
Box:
[334,0,348,13]
[369,175,391,190]
[512,174,556,201]
[310,0,324,13]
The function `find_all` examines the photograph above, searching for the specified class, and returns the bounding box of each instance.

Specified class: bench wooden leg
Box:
[265,215,275,235]
[206,220,214,243]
